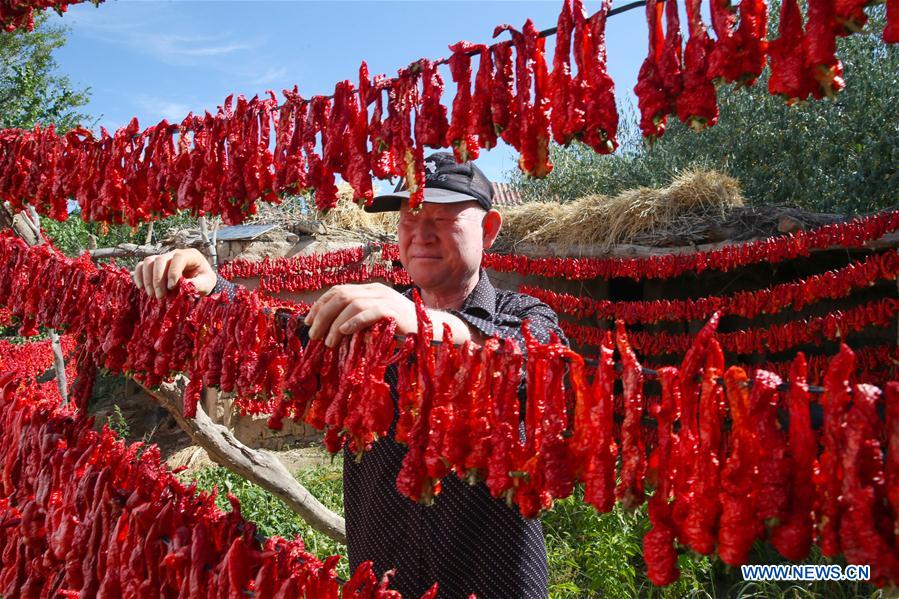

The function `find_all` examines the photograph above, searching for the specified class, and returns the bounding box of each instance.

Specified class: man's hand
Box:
[304,283,418,348]
[132,249,216,298]
[304,283,485,348]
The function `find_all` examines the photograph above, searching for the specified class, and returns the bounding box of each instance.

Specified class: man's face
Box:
[397,200,487,292]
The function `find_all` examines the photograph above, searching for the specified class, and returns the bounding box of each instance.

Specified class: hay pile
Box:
[250,185,399,241]
[318,185,399,235]
[497,169,744,250]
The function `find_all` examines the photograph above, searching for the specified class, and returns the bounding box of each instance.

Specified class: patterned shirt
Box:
[213,269,568,598]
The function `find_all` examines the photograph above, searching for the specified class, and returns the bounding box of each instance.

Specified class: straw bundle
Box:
[498,169,744,250]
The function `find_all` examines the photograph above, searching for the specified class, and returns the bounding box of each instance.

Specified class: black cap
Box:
[363,152,494,212]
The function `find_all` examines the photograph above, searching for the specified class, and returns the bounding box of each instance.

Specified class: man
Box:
[132,152,567,598]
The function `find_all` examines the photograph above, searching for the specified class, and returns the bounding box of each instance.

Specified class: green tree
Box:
[0,12,90,131]
[513,6,898,215]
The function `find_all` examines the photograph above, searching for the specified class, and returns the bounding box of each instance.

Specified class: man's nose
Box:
[411,219,439,243]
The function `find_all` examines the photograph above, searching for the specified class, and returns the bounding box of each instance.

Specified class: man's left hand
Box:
[304,283,418,348]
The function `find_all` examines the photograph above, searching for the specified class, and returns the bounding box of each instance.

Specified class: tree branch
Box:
[137,375,347,544]
[88,243,164,259]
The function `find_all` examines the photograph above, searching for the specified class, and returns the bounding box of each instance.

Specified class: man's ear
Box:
[482,209,502,250]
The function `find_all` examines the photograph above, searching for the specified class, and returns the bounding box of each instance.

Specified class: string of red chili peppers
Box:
[5,232,899,585]
[0,0,642,225]
[217,243,898,317]
[7,0,896,227]
[643,343,897,387]
[520,249,899,323]
[559,297,899,356]
[227,212,899,297]
[378,212,899,280]
[0,371,412,598]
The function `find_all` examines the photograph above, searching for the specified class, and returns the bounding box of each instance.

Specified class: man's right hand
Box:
[132,249,216,298]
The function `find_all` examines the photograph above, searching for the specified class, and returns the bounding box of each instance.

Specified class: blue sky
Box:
[49,0,651,183]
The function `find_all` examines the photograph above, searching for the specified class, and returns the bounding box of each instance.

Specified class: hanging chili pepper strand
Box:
[749,370,790,530]
[519,250,899,325]
[615,319,647,510]
[717,366,762,566]
[415,59,450,150]
[550,0,575,146]
[679,338,726,555]
[446,42,486,163]
[395,291,440,504]
[806,0,846,98]
[838,383,899,584]
[470,44,497,152]
[560,297,899,357]
[643,366,682,586]
[885,383,899,550]
[634,0,668,139]
[494,20,553,177]
[816,343,856,556]
[580,0,619,153]
[423,324,462,488]
[676,0,718,129]
[386,66,425,209]
[0,373,405,598]
[768,0,817,104]
[485,337,525,504]
[670,315,719,547]
[484,211,899,281]
[770,354,816,561]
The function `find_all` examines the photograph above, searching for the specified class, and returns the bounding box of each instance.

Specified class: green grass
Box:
[188,464,884,598]
[190,456,349,580]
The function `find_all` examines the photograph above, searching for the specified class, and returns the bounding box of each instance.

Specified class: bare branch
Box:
[19,205,67,403]
[49,330,68,403]
[138,375,347,544]
[89,243,164,259]
[198,216,218,272]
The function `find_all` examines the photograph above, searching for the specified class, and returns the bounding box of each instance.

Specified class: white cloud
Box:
[133,32,255,60]
[246,66,289,87]
[131,94,194,123]
[69,10,257,66]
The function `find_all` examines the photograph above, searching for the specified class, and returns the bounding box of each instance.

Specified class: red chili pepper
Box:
[718,366,762,566]
[748,370,789,527]
[446,42,485,163]
[583,332,617,513]
[470,45,497,151]
[396,291,440,504]
[886,0,899,43]
[643,366,681,586]
[490,41,518,149]
[634,0,668,139]
[806,0,846,98]
[414,59,450,149]
[838,383,899,584]
[816,343,855,556]
[494,21,552,177]
[385,67,425,209]
[580,0,618,154]
[550,0,576,146]
[615,320,646,510]
[676,0,718,128]
[485,337,524,502]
